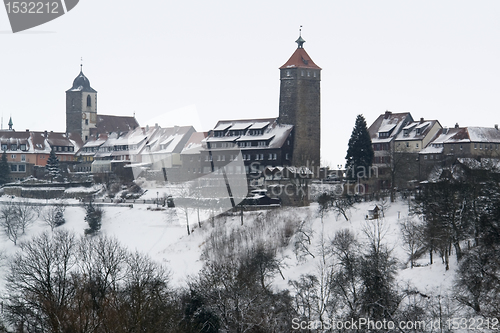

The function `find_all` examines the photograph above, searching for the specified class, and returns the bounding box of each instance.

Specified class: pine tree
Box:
[345,114,374,179]
[45,149,61,182]
[84,200,102,235]
[0,151,10,185]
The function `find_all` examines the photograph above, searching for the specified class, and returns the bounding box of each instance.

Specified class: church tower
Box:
[278,33,321,170]
[66,66,97,142]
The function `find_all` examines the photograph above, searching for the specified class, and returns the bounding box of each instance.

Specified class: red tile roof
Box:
[280,48,321,70]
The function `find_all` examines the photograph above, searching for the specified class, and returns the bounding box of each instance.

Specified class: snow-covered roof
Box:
[467,127,500,143]
[181,132,208,155]
[204,118,292,150]
[368,111,413,143]
[395,120,440,142]
[419,145,443,154]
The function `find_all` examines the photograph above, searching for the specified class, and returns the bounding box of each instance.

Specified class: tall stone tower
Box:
[278,34,321,170]
[66,66,97,142]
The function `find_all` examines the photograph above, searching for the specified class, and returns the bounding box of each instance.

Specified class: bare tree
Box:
[400,217,424,268]
[4,230,78,332]
[292,219,315,262]
[5,200,37,235]
[0,203,22,245]
[42,202,66,231]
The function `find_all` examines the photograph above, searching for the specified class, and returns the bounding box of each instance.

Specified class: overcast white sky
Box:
[1,0,499,167]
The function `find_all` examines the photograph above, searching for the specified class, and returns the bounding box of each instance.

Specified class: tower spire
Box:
[80,57,83,73]
[8,116,13,131]
[295,26,305,49]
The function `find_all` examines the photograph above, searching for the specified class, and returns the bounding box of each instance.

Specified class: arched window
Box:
[87,95,91,107]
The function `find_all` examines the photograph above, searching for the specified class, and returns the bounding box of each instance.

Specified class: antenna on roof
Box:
[80,57,83,72]
[299,25,302,36]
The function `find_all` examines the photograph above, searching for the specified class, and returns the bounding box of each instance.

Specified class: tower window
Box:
[87,95,91,107]
[286,70,291,77]
[85,119,88,125]
[301,70,304,77]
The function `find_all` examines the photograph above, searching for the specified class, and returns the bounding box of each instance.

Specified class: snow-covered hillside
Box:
[0,196,456,300]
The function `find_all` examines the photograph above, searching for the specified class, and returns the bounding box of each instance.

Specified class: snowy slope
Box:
[0,196,457,304]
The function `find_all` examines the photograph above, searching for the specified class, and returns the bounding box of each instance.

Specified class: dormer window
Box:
[20,144,26,151]
[1,144,7,151]
[11,144,17,151]
[403,130,409,137]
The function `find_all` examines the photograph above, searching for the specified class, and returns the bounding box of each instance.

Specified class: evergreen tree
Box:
[84,200,103,235]
[0,151,10,185]
[45,149,61,182]
[345,114,374,179]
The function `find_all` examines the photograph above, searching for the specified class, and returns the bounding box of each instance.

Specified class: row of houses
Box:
[369,111,500,191]
[0,129,83,180]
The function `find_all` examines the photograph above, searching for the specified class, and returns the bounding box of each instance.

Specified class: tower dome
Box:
[67,69,97,93]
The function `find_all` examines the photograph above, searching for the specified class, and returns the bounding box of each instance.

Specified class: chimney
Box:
[155,123,158,129]
[455,123,459,128]
[44,130,48,137]
[384,111,392,119]
[495,124,498,130]
[26,129,29,132]
[146,125,149,131]
[420,117,424,123]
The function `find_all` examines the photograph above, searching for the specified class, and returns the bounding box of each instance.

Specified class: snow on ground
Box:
[0,194,457,302]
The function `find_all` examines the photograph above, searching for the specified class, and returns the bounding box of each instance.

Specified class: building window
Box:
[21,155,25,162]
[313,71,317,77]
[424,155,427,160]
[416,143,419,148]
[20,144,26,151]
[301,70,304,76]
[273,153,277,160]
[406,142,409,148]
[285,153,289,160]
[286,70,291,77]
[1,144,7,151]
[474,143,477,149]
[11,144,17,151]
[10,164,17,172]
[222,155,225,161]
[11,154,16,159]
[87,95,92,107]
[430,155,434,159]
[18,165,25,172]
[85,119,89,125]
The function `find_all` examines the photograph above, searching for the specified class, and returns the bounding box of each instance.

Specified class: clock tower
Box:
[66,66,97,142]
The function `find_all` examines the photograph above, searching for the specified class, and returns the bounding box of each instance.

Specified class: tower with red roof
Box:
[278,32,321,170]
